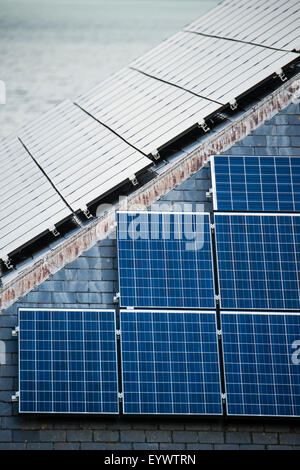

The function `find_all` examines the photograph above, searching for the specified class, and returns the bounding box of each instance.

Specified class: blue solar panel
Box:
[221,312,300,417]
[215,213,300,310]
[211,155,300,212]
[117,211,215,309]
[18,309,119,414]
[120,310,222,415]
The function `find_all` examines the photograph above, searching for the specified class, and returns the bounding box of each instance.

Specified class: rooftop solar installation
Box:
[19,100,152,212]
[76,68,220,155]
[187,0,300,53]
[210,155,300,212]
[215,213,300,311]
[117,211,216,309]
[18,309,119,414]
[120,310,222,415]
[130,32,297,106]
[0,136,72,261]
[221,311,300,417]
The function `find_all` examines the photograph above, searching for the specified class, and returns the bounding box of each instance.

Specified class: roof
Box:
[0,0,300,311]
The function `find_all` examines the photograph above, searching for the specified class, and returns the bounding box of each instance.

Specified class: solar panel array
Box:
[117,211,215,309]
[215,213,300,311]
[210,153,300,418]
[76,68,220,155]
[18,309,119,414]
[120,310,222,415]
[187,0,300,52]
[221,312,300,417]
[19,100,152,212]
[130,32,297,106]
[13,0,300,417]
[2,0,299,261]
[211,155,300,212]
[0,136,72,261]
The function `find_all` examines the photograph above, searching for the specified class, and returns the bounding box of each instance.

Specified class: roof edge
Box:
[1,74,300,313]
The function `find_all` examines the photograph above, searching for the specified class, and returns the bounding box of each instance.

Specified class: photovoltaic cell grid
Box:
[18,309,119,414]
[120,310,222,415]
[117,211,215,309]
[221,312,300,417]
[215,213,300,311]
[211,155,300,212]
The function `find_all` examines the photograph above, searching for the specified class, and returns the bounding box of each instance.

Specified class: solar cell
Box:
[117,211,216,309]
[18,309,119,414]
[221,311,300,417]
[215,213,300,310]
[120,310,222,415]
[210,155,300,212]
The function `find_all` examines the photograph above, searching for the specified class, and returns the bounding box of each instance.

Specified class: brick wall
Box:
[0,101,299,450]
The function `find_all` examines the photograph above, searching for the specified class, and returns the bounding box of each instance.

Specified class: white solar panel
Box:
[187,0,300,52]
[76,68,220,155]
[19,100,152,212]
[131,31,297,105]
[0,136,72,261]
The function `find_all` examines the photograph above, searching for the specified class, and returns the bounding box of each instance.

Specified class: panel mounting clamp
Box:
[229,99,238,110]
[12,326,19,337]
[129,174,138,186]
[198,119,210,133]
[113,292,120,303]
[206,188,213,199]
[11,391,19,402]
[276,68,287,82]
[2,256,13,270]
[150,150,160,161]
[81,206,93,220]
[49,226,60,237]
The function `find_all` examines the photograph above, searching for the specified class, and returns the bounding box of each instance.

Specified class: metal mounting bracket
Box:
[129,174,138,186]
[198,119,210,133]
[229,99,238,110]
[12,326,19,337]
[276,69,287,82]
[2,256,13,270]
[150,150,160,161]
[49,226,60,237]
[81,206,93,220]
[11,391,20,402]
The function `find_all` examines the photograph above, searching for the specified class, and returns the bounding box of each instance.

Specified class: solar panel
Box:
[0,136,72,261]
[18,309,119,414]
[215,213,300,310]
[210,155,300,212]
[76,68,220,155]
[221,311,300,417]
[19,100,152,212]
[187,0,300,53]
[120,310,222,415]
[130,31,297,106]
[117,211,216,309]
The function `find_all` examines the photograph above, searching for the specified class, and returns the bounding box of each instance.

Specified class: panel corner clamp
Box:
[11,391,20,402]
